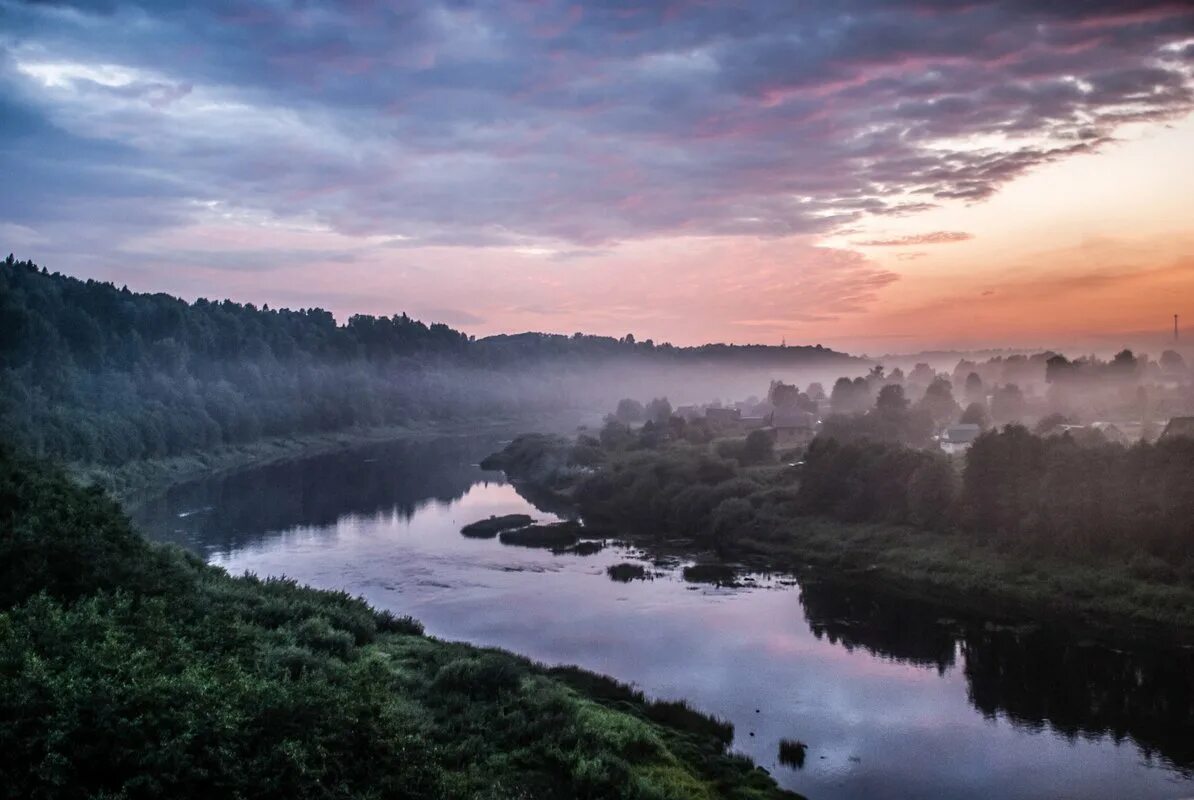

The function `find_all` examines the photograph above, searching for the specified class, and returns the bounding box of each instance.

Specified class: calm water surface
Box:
[132,435,1194,800]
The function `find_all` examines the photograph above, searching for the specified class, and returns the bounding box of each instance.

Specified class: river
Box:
[130,434,1194,800]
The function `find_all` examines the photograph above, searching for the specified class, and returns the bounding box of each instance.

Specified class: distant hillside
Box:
[476,331,856,367]
[0,256,858,465]
[0,256,855,371]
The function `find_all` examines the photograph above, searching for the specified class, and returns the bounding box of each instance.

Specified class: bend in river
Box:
[131,434,1194,800]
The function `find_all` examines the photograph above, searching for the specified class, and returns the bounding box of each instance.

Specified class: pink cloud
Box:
[853,231,974,246]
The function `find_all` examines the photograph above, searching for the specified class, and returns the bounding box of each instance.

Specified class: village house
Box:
[703,407,742,425]
[1055,422,1131,445]
[767,407,816,448]
[1160,417,1194,440]
[1089,421,1129,444]
[939,423,982,455]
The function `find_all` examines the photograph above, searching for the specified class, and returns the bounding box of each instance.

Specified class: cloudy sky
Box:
[2,1,1193,352]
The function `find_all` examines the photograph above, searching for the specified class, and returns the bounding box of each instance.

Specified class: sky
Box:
[2,1,1193,354]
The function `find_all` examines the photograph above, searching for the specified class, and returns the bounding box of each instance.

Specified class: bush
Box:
[606,563,649,582]
[431,655,525,699]
[293,616,355,658]
[644,700,733,747]
[376,610,425,635]
[0,444,796,799]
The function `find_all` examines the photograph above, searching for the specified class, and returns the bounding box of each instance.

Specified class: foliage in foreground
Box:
[0,444,796,800]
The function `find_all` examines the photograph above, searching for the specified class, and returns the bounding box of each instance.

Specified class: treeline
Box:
[491,416,1194,567]
[0,256,482,464]
[800,427,1194,560]
[0,255,856,465]
[0,443,795,798]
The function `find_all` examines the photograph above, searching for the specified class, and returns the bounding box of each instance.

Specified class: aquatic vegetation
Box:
[683,564,740,587]
[607,562,650,582]
[460,513,534,538]
[558,539,606,556]
[499,521,583,548]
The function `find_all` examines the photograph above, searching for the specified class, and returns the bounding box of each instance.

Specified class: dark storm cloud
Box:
[2,0,1193,253]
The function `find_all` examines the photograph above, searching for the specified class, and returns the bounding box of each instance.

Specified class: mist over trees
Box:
[0,256,857,464]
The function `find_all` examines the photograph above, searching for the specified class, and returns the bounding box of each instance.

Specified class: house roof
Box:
[1160,417,1194,440]
[942,423,982,444]
[771,408,815,428]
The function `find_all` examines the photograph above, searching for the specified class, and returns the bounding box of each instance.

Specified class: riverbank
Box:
[2,443,798,799]
[71,415,582,504]
[484,434,1194,647]
[737,518,1194,645]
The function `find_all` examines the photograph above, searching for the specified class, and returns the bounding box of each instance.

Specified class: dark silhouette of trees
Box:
[831,376,871,414]
[876,383,909,415]
[964,372,985,405]
[768,380,800,408]
[0,256,858,464]
[615,398,646,423]
[644,397,673,425]
[960,402,990,429]
[917,376,959,427]
[958,426,1194,557]
[990,383,1027,424]
[819,383,934,448]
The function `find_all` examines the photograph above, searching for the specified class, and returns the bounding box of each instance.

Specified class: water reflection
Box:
[796,580,1194,775]
[130,437,1194,799]
[799,579,959,674]
[132,436,504,557]
[963,627,1194,772]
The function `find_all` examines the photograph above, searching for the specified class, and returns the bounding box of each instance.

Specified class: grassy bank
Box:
[486,434,1194,646]
[742,518,1194,644]
[0,443,797,799]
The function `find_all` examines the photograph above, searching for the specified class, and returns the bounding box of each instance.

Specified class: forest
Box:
[482,400,1194,641]
[0,256,855,465]
[0,442,796,799]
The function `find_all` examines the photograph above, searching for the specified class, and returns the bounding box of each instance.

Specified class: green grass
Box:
[1,444,799,799]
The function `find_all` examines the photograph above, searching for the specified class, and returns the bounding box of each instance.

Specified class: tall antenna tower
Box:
[1176,314,1180,343]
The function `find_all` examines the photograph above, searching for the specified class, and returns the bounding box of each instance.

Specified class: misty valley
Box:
[4,257,1194,799]
[7,2,1194,796]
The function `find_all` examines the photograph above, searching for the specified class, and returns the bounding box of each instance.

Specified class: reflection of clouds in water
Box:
[137,440,1194,800]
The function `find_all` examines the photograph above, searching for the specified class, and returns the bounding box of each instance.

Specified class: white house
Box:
[940,423,982,455]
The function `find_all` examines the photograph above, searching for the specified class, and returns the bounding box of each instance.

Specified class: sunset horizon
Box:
[6,4,1194,799]
[4,1,1192,354]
